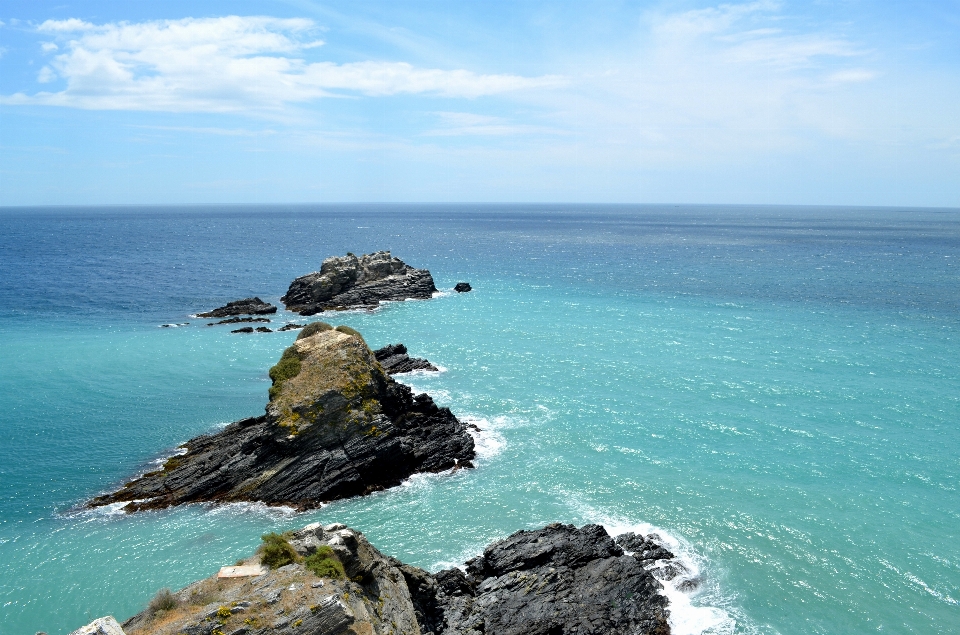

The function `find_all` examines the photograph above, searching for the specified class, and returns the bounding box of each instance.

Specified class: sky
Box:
[0,0,958,206]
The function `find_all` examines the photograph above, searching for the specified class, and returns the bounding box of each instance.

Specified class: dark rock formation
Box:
[197,297,277,318]
[454,282,472,293]
[109,522,676,635]
[256,326,273,333]
[231,327,254,333]
[206,316,271,326]
[281,252,437,315]
[374,343,439,374]
[417,523,672,635]
[88,324,475,512]
[278,323,306,331]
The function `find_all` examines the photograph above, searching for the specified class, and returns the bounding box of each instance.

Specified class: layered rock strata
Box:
[282,252,437,315]
[197,297,277,318]
[78,522,676,635]
[88,323,474,512]
[374,343,439,374]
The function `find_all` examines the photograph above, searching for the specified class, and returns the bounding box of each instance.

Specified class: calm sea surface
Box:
[0,205,958,634]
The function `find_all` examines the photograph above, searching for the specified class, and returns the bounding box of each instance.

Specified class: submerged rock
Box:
[281,252,437,315]
[454,282,472,293]
[88,323,474,512]
[207,316,271,325]
[108,522,675,635]
[374,343,439,374]
[197,297,277,318]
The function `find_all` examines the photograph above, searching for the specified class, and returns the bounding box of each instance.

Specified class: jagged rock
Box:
[454,283,472,293]
[69,616,126,635]
[374,344,439,374]
[430,524,672,635]
[255,327,273,333]
[207,317,271,326]
[88,324,475,512]
[197,297,277,318]
[615,532,676,563]
[231,326,254,333]
[114,523,676,635]
[281,252,437,315]
[278,323,306,331]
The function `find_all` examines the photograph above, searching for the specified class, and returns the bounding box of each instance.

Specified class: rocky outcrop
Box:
[88,323,474,512]
[281,252,437,315]
[69,616,126,635]
[418,523,672,635]
[93,522,675,635]
[374,344,439,374]
[454,283,472,293]
[207,316,271,325]
[197,297,277,318]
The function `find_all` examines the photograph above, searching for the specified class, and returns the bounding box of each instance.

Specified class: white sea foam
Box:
[203,500,300,519]
[597,516,736,635]
[461,415,508,461]
[392,364,448,376]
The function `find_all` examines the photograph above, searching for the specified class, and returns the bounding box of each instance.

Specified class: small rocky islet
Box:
[77,522,678,635]
[88,322,473,513]
[281,251,437,315]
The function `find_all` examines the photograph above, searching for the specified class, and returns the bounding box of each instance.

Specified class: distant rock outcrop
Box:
[281,252,437,315]
[87,522,676,635]
[197,297,277,318]
[374,343,439,374]
[88,323,474,512]
[454,282,472,293]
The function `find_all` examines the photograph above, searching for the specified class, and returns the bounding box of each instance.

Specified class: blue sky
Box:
[1,0,958,206]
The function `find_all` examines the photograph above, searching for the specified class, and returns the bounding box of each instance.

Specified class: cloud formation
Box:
[2,16,562,112]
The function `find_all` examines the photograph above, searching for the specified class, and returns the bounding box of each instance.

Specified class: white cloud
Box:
[424,112,566,137]
[2,16,562,113]
[37,66,56,83]
[41,42,59,52]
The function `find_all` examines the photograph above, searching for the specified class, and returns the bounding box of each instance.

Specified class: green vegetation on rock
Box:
[296,321,333,340]
[334,325,366,345]
[304,545,346,579]
[260,532,298,569]
[268,346,302,401]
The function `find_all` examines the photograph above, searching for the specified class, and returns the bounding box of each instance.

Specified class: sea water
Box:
[0,205,958,634]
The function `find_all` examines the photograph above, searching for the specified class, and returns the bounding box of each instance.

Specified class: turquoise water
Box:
[1,206,958,634]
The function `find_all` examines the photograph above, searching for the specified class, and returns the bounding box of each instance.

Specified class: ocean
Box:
[0,204,958,634]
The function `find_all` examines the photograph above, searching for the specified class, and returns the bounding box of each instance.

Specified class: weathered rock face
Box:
[281,252,437,315]
[374,343,439,374]
[120,523,420,635]
[197,297,277,318]
[69,616,126,635]
[454,283,472,293]
[94,523,676,635]
[418,524,672,635]
[88,325,474,512]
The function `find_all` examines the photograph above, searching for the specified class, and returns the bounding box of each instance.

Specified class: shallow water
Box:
[1,205,958,634]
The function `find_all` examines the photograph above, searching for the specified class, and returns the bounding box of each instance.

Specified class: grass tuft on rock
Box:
[147,587,179,613]
[260,532,298,569]
[296,321,333,340]
[334,325,366,346]
[304,545,346,579]
[268,346,303,401]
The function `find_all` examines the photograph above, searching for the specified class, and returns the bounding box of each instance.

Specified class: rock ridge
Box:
[197,297,277,318]
[71,522,677,635]
[282,252,437,315]
[88,323,474,512]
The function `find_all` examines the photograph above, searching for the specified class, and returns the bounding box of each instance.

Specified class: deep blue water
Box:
[1,205,958,634]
